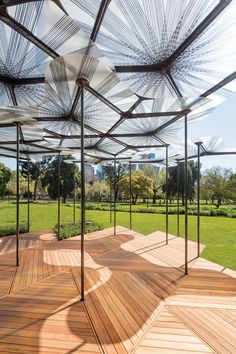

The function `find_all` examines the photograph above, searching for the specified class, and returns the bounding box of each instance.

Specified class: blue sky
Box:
[188,95,236,172]
[1,95,236,172]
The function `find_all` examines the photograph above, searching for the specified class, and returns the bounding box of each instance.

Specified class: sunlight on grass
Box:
[0,201,235,270]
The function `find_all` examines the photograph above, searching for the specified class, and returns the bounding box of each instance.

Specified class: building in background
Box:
[96,165,105,180]
[85,163,95,183]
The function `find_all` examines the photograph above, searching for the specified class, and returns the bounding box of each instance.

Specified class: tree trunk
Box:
[216,196,221,209]
[152,188,157,204]
[34,178,38,201]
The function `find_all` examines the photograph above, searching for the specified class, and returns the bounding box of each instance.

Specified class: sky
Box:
[1,94,236,173]
[187,95,236,172]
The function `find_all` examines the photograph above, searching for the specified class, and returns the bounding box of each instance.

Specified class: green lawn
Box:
[0,201,236,270]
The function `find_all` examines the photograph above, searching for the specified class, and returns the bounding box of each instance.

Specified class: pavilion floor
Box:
[0,226,235,354]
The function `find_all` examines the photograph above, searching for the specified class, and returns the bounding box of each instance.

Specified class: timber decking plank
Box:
[0,227,235,354]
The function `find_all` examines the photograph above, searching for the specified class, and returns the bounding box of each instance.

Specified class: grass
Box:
[0,201,235,270]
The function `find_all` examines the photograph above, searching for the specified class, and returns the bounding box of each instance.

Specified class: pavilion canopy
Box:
[67,0,236,99]
[0,1,236,161]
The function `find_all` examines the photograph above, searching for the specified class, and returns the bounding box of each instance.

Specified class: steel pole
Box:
[129,162,132,230]
[166,145,169,244]
[113,157,117,235]
[184,114,188,275]
[109,165,112,223]
[16,123,20,266]
[57,152,61,239]
[73,165,76,223]
[177,161,180,237]
[80,84,86,301]
[196,142,202,257]
[27,157,30,232]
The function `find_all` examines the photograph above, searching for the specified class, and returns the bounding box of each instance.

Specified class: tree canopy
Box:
[164,161,198,205]
[20,158,48,200]
[201,167,232,208]
[118,173,153,204]
[0,163,11,197]
[41,156,79,203]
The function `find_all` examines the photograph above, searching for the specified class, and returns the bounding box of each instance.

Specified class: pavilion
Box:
[0,1,236,353]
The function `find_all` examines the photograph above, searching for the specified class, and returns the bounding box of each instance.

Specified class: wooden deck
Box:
[0,226,235,353]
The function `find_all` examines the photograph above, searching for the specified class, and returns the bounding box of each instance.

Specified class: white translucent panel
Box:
[74,0,218,64]
[9,1,86,57]
[0,147,16,158]
[0,108,43,141]
[115,135,164,147]
[171,1,236,97]
[98,139,126,155]
[0,127,16,141]
[0,21,50,78]
[62,0,100,35]
[85,149,114,159]
[45,50,137,109]
[0,83,45,107]
[193,136,224,153]
[71,0,226,98]
[0,85,12,106]
[30,51,138,135]
[15,84,46,106]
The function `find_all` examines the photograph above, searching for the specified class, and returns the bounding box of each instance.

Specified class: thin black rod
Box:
[16,123,20,267]
[177,161,180,237]
[166,145,169,245]
[109,165,112,223]
[73,165,76,223]
[57,152,61,240]
[196,143,201,257]
[113,157,117,235]
[184,115,188,275]
[129,162,132,230]
[80,85,86,302]
[27,157,30,232]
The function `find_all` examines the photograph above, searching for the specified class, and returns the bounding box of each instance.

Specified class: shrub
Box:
[200,210,210,216]
[216,209,228,217]
[55,220,102,240]
[0,222,29,237]
[209,209,217,216]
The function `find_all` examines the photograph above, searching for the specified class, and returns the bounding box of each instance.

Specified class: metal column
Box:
[109,164,112,223]
[196,142,202,257]
[177,161,180,237]
[16,123,20,267]
[73,163,76,223]
[80,83,86,301]
[166,145,169,245]
[113,157,117,235]
[129,162,132,230]
[57,152,61,239]
[184,114,188,275]
[27,157,30,232]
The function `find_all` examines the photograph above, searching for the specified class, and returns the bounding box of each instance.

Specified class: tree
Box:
[142,165,165,203]
[20,158,48,200]
[118,173,153,204]
[201,167,231,208]
[0,163,11,197]
[164,161,198,205]
[200,175,212,204]
[41,156,79,203]
[86,181,109,201]
[102,163,128,201]
[228,173,236,203]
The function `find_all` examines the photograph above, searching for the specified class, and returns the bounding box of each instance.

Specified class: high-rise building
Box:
[85,163,95,182]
